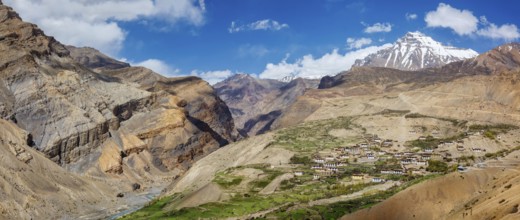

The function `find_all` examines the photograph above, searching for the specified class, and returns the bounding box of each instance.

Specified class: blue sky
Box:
[4,0,520,83]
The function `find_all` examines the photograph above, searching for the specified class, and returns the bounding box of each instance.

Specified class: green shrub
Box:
[426,160,449,173]
[290,155,312,165]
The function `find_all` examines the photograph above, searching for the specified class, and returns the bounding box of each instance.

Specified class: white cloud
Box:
[363,23,392,33]
[346,37,372,50]
[4,0,206,55]
[191,70,235,85]
[229,19,289,33]
[259,44,392,80]
[152,0,205,25]
[425,3,519,40]
[425,3,478,36]
[132,59,180,77]
[477,23,520,40]
[406,13,417,20]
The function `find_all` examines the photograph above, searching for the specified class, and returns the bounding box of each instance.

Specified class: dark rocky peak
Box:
[66,46,130,70]
[280,77,319,92]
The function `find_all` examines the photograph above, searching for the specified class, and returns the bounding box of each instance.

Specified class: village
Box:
[293,129,502,185]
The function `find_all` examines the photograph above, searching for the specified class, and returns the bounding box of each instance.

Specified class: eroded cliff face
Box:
[0,4,155,165]
[66,46,239,144]
[66,46,240,171]
[0,119,124,220]
[0,2,237,174]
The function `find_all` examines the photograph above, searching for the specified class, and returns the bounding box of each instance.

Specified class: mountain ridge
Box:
[353,31,478,71]
[214,73,319,136]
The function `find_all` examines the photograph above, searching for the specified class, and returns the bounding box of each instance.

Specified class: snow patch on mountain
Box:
[354,31,478,70]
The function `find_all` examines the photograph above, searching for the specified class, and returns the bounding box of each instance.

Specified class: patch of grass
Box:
[406,134,464,150]
[373,109,411,117]
[469,124,518,140]
[124,171,442,220]
[274,116,359,152]
[120,195,177,220]
[267,174,440,219]
[137,182,370,220]
[404,113,466,127]
[484,130,497,140]
[213,172,243,189]
[289,155,312,165]
[469,124,518,132]
[342,164,379,176]
[457,155,475,163]
[484,146,520,159]
[249,169,283,192]
[375,158,401,171]
[426,160,449,173]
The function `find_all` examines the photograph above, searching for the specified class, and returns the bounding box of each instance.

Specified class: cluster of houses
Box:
[292,131,493,184]
[302,136,399,182]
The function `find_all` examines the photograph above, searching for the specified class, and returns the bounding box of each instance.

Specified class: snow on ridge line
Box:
[353,31,479,71]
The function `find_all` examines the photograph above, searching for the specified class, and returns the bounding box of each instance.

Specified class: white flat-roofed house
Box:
[472,148,483,153]
[382,140,393,147]
[416,160,428,166]
[401,159,413,165]
[372,177,385,183]
[314,158,325,164]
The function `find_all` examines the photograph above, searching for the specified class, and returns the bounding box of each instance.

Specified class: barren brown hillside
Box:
[274,44,520,130]
[343,151,520,220]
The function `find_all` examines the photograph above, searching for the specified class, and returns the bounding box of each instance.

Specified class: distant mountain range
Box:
[214,32,482,135]
[353,31,478,71]
[214,74,319,136]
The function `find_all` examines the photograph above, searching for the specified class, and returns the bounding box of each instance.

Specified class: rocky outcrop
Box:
[66,46,130,70]
[99,139,123,174]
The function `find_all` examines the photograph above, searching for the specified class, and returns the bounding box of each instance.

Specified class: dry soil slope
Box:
[0,119,121,220]
[343,162,520,220]
[159,133,294,209]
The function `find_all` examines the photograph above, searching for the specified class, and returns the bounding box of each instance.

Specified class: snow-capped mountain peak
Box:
[353,31,478,70]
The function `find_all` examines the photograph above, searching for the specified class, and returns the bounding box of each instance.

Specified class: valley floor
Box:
[121,111,520,219]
